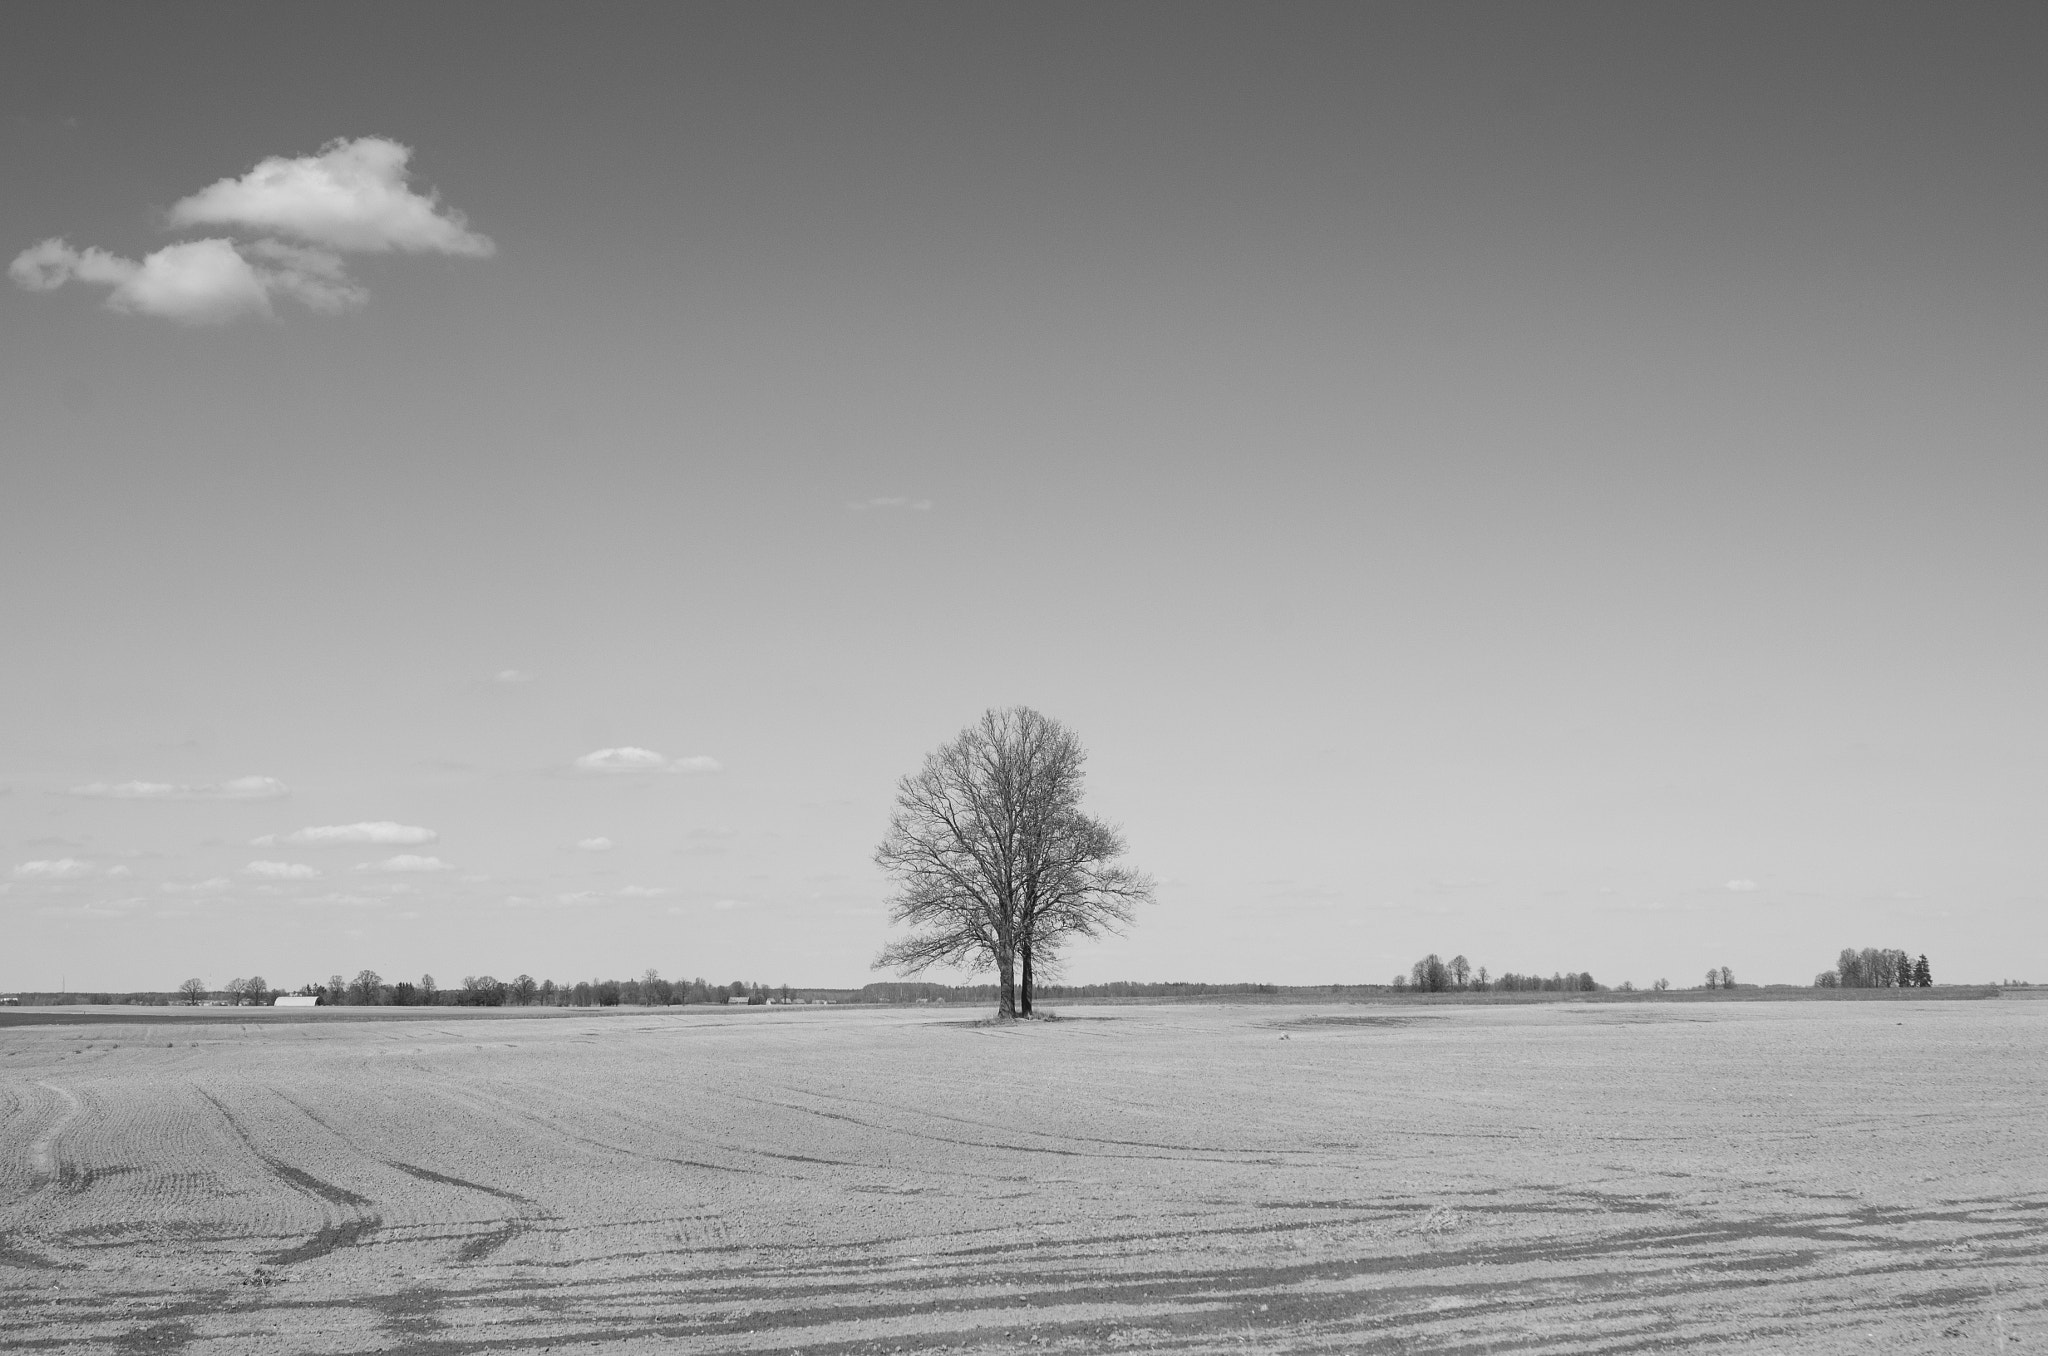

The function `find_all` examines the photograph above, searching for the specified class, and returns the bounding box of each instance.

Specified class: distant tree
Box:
[595,979,621,1006]
[245,975,267,1004]
[327,973,347,1004]
[619,977,643,1005]
[420,973,438,1005]
[1913,955,1932,987]
[348,970,383,1006]
[1703,968,1718,991]
[1411,955,1451,993]
[540,979,558,1005]
[571,980,592,1006]
[1837,948,1864,987]
[1652,978,1669,992]
[1474,965,1489,991]
[510,974,538,1006]
[391,981,418,1006]
[177,977,208,1005]
[1718,966,1733,989]
[729,980,747,999]
[1449,955,1471,989]
[1617,979,1635,992]
[1391,974,1408,991]
[222,978,247,1005]
[461,975,507,1007]
[1814,971,1838,988]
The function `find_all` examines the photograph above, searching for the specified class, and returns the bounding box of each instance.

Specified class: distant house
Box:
[726,995,750,1005]
[274,995,321,1007]
[0,996,17,1006]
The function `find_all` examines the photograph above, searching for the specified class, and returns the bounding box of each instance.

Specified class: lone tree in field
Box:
[177,977,209,1005]
[874,707,1153,1019]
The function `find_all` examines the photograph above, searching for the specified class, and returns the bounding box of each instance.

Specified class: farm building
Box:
[273,995,320,1007]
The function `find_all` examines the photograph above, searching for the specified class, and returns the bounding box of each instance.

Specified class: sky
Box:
[3,2,2044,993]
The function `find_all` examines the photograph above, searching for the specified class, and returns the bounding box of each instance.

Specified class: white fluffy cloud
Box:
[261,822,439,846]
[168,138,494,255]
[573,747,722,775]
[246,860,319,879]
[354,854,452,873]
[575,837,615,852]
[10,137,489,324]
[69,776,288,801]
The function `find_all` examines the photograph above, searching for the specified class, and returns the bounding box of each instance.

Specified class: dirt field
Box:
[2,999,2043,1354]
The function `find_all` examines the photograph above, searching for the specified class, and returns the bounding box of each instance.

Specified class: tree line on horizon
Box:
[1394,954,1606,993]
[1815,948,1931,988]
[168,971,806,1007]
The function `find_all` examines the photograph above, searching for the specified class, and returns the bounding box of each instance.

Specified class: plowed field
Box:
[2,1000,2043,1353]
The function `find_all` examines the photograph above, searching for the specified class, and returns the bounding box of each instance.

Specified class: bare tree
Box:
[1718,965,1734,989]
[1449,955,1471,989]
[1652,977,1669,991]
[1703,967,1718,990]
[874,707,1150,1019]
[177,977,208,1005]
[245,975,267,1005]
[347,970,382,1006]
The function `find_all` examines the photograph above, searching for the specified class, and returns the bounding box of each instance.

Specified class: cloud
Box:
[849,496,934,512]
[10,137,489,324]
[575,837,614,852]
[266,822,438,846]
[245,860,319,879]
[573,747,722,775]
[161,877,232,895]
[354,854,452,873]
[168,137,494,255]
[1725,879,1759,892]
[11,858,120,880]
[69,775,288,801]
[8,235,370,323]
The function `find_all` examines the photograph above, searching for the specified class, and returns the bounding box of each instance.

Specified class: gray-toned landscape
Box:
[6,3,2045,1350]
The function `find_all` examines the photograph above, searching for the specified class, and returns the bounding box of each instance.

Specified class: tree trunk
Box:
[1020,942,1033,1017]
[996,949,1018,1019]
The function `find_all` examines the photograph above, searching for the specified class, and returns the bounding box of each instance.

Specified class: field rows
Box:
[2,1001,2045,1353]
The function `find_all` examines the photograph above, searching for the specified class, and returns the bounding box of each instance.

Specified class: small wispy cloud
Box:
[12,858,102,880]
[245,860,319,880]
[575,837,614,852]
[573,747,722,775]
[354,854,452,873]
[69,776,288,801]
[260,821,438,847]
[848,496,934,512]
[161,877,232,895]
